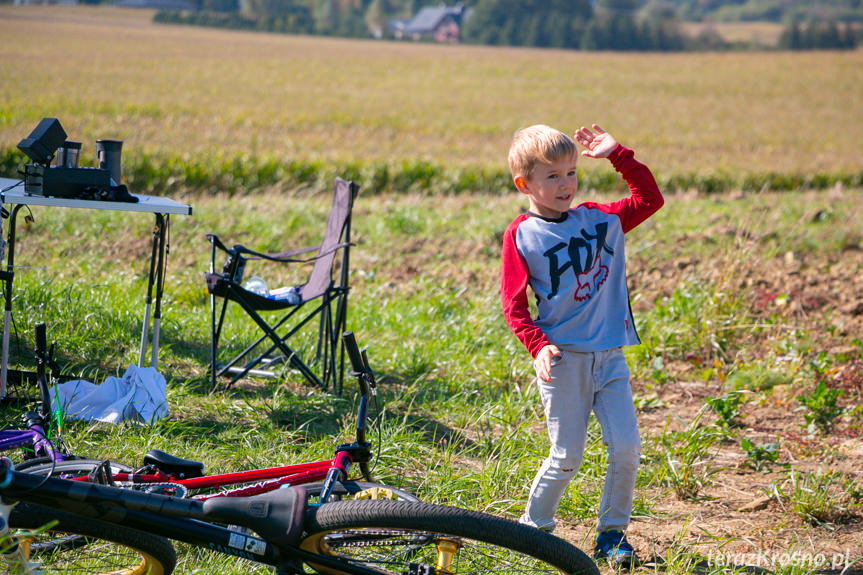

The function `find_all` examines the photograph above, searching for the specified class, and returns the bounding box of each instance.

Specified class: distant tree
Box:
[814,19,842,47]
[839,21,857,48]
[365,0,388,37]
[780,17,857,50]
[462,0,593,47]
[596,0,640,16]
[668,0,863,23]
[333,0,367,37]
[313,0,337,34]
[779,17,803,49]
[522,14,543,47]
[240,0,296,19]
[461,0,504,45]
[642,0,678,21]
[201,0,237,12]
[689,23,727,50]
[499,18,517,46]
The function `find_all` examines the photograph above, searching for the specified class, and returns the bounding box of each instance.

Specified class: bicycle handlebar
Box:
[342,331,363,373]
[341,331,376,481]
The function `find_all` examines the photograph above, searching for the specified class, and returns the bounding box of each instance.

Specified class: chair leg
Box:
[331,289,349,395]
[210,290,219,391]
[210,287,348,393]
[210,290,235,390]
[215,306,300,379]
[228,292,324,389]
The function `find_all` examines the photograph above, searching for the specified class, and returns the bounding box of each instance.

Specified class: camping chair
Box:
[205,177,359,394]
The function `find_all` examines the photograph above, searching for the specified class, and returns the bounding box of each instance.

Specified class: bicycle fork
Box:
[316,439,373,504]
[317,451,353,504]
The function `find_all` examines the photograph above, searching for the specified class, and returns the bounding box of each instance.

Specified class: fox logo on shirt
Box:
[543,222,613,302]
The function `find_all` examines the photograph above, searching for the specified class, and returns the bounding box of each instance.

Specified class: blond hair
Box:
[508,124,577,181]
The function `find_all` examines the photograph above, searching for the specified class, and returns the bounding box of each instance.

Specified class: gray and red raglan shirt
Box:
[500,144,664,359]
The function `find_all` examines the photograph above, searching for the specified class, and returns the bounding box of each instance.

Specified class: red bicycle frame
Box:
[89,446,366,501]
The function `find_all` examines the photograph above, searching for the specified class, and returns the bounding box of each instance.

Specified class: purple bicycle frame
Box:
[0,421,69,464]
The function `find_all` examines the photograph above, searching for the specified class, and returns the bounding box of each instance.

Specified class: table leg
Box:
[139,213,167,369]
[151,214,168,369]
[140,215,158,367]
[0,205,22,400]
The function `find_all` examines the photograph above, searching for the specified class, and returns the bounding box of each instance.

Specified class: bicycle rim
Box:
[300,500,598,575]
[10,534,162,575]
[6,502,175,575]
[14,458,134,477]
[302,481,420,503]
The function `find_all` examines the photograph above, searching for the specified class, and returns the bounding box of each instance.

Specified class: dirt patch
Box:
[555,223,863,571]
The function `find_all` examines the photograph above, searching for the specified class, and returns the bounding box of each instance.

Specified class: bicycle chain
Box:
[323,529,457,549]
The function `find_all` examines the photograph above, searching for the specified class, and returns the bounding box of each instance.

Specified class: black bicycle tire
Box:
[10,458,153,563]
[300,500,599,575]
[7,501,176,575]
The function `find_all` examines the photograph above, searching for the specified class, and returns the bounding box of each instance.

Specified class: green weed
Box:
[634,271,750,373]
[777,469,862,526]
[739,436,781,472]
[653,408,724,500]
[796,380,844,435]
[705,391,745,429]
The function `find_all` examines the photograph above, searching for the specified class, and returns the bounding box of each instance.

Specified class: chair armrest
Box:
[207,233,321,262]
[235,243,322,263]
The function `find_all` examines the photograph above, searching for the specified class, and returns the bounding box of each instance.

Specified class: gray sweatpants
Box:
[520,347,640,533]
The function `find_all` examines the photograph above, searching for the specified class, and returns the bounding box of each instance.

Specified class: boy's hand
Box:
[575,124,618,159]
[535,344,561,382]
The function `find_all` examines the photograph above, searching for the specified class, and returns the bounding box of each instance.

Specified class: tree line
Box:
[779,18,859,49]
[152,0,860,51]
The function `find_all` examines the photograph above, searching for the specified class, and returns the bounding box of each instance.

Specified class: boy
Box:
[500,124,663,568]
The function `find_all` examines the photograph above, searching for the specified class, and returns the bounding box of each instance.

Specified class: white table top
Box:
[0,177,192,216]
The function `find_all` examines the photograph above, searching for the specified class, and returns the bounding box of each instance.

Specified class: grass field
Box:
[0,5,862,574]
[1,5,862,185]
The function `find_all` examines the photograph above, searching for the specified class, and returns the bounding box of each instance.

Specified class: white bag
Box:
[51,364,169,424]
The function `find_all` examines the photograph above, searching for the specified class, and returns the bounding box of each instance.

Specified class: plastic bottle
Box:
[270,286,301,305]
[243,277,268,296]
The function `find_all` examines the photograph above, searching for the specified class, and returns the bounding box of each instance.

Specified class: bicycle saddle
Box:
[143,448,205,478]
[202,485,307,547]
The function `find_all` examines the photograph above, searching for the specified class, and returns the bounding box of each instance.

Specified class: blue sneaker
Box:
[593,529,637,568]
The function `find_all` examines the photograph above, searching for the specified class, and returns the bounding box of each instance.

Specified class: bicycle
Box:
[0,322,76,469]
[18,332,416,505]
[0,449,599,575]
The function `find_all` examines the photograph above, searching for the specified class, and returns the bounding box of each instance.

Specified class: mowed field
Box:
[1,4,862,181]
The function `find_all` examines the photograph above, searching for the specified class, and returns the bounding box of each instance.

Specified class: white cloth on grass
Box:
[50,364,169,424]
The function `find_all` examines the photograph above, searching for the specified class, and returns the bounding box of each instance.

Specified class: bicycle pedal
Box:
[353,487,397,500]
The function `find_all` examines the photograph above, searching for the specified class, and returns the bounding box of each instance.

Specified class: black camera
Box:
[17,118,136,203]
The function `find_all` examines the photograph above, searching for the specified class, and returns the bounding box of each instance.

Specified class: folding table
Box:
[0,177,192,399]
